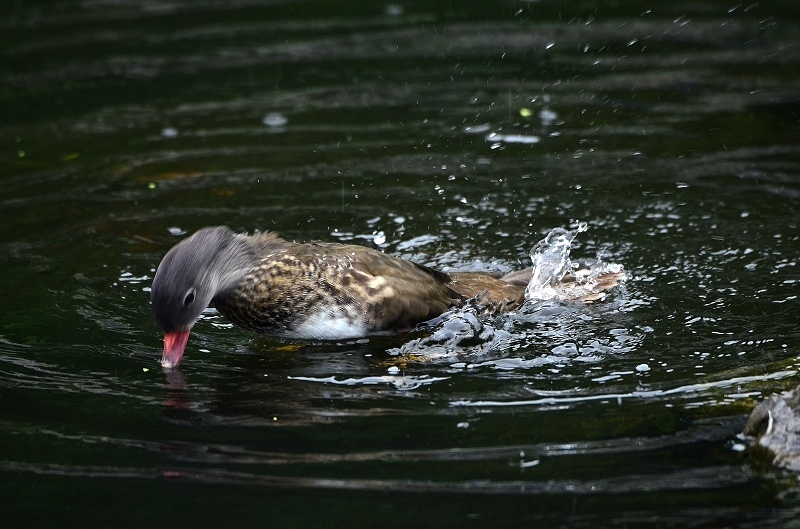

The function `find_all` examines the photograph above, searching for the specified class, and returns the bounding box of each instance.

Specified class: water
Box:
[526,224,587,300]
[1,1,799,527]
[523,221,624,303]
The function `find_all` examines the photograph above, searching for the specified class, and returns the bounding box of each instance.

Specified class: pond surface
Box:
[1,1,799,527]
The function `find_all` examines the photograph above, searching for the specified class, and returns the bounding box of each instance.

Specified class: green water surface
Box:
[1,1,799,527]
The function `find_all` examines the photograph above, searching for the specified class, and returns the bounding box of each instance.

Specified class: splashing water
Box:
[525,223,624,303]
[525,223,587,300]
[388,302,509,360]
[389,223,624,359]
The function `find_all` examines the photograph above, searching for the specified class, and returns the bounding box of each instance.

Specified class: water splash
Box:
[525,223,587,301]
[389,223,624,359]
[525,223,623,303]
[387,302,510,360]
[287,374,448,391]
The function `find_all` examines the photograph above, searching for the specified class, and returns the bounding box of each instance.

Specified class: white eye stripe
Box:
[183,289,196,305]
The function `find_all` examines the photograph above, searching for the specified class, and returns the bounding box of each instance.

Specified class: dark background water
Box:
[1,1,799,527]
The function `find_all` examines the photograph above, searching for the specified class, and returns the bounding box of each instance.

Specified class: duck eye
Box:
[183,290,196,306]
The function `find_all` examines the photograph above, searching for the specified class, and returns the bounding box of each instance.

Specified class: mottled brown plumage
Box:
[150,226,623,367]
[212,231,465,337]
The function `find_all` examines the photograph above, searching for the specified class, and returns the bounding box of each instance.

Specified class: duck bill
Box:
[161,330,190,368]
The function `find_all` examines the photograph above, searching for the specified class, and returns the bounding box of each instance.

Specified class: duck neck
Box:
[208,234,256,295]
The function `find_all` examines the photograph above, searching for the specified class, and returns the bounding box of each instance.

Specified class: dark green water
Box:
[1,1,799,527]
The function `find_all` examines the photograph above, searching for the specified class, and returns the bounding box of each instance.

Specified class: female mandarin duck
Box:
[151,226,622,368]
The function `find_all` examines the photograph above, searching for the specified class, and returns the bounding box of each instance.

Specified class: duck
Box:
[150,226,622,368]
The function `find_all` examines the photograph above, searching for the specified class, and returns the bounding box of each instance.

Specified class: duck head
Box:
[150,226,251,368]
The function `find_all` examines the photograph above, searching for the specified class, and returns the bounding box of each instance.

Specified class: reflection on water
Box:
[1,0,800,526]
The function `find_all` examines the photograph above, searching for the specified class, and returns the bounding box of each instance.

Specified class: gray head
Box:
[151,226,252,334]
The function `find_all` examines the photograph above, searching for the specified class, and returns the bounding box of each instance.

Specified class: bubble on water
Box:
[262,112,288,127]
[385,4,403,16]
[463,123,491,134]
[288,374,447,391]
[485,132,541,145]
[539,108,558,126]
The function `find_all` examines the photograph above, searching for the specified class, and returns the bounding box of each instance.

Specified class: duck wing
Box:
[301,243,463,332]
[214,240,463,336]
